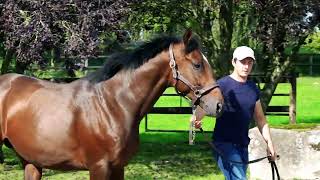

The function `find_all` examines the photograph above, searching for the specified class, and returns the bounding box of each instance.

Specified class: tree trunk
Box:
[51,47,61,67]
[258,17,288,114]
[1,49,13,74]
[15,61,28,74]
[259,35,306,122]
[216,0,233,76]
[260,55,291,110]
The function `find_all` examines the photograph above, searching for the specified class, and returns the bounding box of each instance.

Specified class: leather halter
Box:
[168,43,219,105]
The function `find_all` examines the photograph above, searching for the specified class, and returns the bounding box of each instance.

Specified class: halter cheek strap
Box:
[168,44,219,105]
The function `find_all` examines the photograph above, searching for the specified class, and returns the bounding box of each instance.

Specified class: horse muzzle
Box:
[198,97,224,117]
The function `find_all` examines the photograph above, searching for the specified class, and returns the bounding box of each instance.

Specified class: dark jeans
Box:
[212,142,248,180]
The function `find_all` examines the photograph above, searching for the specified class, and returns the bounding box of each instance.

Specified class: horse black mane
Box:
[84,35,200,83]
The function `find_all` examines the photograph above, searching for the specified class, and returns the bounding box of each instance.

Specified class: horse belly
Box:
[6,107,86,170]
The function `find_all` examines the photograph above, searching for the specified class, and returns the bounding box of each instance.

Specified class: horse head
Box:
[168,29,224,117]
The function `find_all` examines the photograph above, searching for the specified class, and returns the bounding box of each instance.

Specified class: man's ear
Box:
[232,58,236,66]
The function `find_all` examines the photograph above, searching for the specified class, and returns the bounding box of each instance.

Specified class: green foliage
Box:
[0,0,137,73]
[303,31,320,53]
[126,0,193,40]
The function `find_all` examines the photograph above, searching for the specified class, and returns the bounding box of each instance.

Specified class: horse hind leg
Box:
[24,163,42,180]
[110,166,124,180]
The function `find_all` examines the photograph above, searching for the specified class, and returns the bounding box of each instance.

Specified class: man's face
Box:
[232,57,254,78]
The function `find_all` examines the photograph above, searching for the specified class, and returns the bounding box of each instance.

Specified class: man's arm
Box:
[254,100,277,161]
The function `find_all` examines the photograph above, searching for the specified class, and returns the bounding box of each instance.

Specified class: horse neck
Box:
[133,56,172,118]
[100,52,171,127]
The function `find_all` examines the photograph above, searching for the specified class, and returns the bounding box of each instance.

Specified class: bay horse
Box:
[0,30,223,180]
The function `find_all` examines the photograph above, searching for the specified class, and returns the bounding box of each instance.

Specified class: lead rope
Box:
[189,106,197,145]
[199,128,281,179]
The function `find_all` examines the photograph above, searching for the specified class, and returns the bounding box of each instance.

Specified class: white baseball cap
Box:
[232,46,255,61]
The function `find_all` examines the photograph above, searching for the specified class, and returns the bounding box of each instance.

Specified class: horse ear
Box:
[183,29,192,46]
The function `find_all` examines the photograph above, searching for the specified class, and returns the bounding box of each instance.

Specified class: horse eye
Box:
[193,62,201,70]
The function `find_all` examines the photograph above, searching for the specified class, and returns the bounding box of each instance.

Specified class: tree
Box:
[252,0,320,123]
[127,0,234,76]
[0,0,137,74]
[127,0,320,123]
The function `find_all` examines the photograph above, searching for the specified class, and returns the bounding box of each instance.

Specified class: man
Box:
[194,46,277,180]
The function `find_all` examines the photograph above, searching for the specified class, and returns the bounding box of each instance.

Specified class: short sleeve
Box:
[253,82,260,101]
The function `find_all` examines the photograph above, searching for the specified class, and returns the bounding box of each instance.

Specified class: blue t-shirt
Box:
[213,75,260,146]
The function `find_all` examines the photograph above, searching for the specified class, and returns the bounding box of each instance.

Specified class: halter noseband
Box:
[169,43,219,106]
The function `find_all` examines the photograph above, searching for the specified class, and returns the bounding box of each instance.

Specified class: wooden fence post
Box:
[145,115,149,132]
[309,56,313,76]
[289,73,297,124]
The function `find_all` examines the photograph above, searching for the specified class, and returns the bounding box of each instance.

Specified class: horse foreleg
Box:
[24,163,42,180]
[110,166,124,180]
[89,160,110,180]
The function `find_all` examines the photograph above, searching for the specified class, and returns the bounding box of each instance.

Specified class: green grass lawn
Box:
[268,77,320,126]
[0,76,319,179]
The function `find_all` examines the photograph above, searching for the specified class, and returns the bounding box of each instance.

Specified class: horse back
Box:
[0,73,76,143]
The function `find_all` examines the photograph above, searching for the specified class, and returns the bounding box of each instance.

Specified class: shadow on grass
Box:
[0,132,222,179]
[126,132,221,179]
[0,146,85,178]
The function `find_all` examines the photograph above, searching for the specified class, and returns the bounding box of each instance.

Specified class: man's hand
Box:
[194,120,202,129]
[267,146,278,162]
